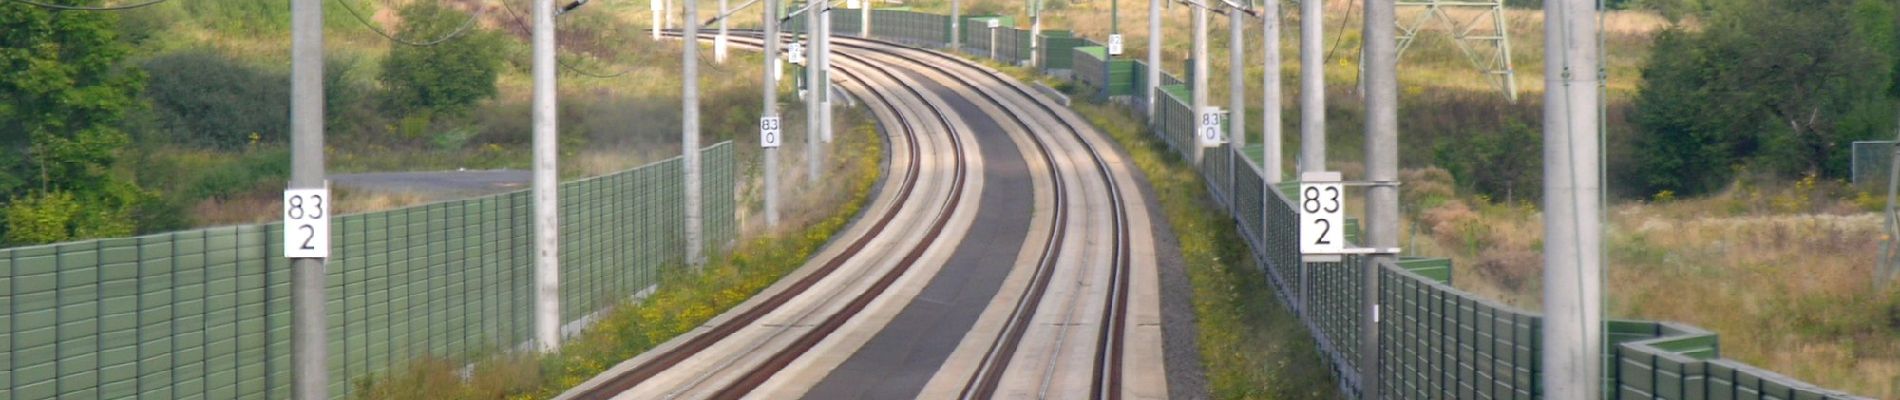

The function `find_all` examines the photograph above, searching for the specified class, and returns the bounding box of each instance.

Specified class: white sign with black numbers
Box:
[787,42,806,65]
[1108,34,1124,56]
[1199,107,1224,147]
[760,116,782,148]
[283,187,330,259]
[1299,171,1344,261]
[987,18,1000,29]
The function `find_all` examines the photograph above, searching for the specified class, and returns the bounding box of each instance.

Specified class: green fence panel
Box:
[0,142,737,399]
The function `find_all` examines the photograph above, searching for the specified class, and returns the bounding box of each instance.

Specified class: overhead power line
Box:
[1323,0,1355,63]
[4,0,170,11]
[334,0,486,47]
[498,0,637,78]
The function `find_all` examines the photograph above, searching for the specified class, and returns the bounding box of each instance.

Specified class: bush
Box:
[1433,118,1541,203]
[3,189,137,245]
[379,2,504,117]
[141,50,291,149]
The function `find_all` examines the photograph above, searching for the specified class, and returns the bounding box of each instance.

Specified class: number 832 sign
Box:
[1299,171,1344,260]
[284,187,330,258]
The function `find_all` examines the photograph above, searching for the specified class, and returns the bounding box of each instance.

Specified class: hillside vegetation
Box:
[1,0,781,245]
[932,0,1900,395]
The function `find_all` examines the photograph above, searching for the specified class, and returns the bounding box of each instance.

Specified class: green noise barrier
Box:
[0,142,736,399]
[824,10,1873,398]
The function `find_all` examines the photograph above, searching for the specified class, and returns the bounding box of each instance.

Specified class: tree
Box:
[0,1,149,244]
[1631,0,1898,196]
[1434,118,1541,203]
[378,2,503,118]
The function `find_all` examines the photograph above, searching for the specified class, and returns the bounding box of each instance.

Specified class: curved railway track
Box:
[561,31,1151,400]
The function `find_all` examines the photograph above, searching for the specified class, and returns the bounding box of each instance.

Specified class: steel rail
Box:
[564,30,954,400]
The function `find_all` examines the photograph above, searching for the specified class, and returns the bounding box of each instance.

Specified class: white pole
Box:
[862,0,872,37]
[718,0,731,63]
[819,8,833,144]
[1031,0,1043,68]
[1298,0,1325,174]
[532,0,563,351]
[1191,4,1207,165]
[1262,0,1282,183]
[1229,10,1245,149]
[685,0,706,267]
[654,0,664,39]
[807,2,822,182]
[289,0,328,396]
[765,0,781,227]
[1146,0,1162,119]
[1541,0,1603,395]
[1229,8,1246,198]
[951,0,962,50]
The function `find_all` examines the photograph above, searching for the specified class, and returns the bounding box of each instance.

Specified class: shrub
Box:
[3,189,137,245]
[141,50,291,149]
[378,2,504,117]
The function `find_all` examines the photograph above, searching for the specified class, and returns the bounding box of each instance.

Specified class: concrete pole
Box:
[1361,0,1399,395]
[1298,0,1324,174]
[289,0,327,397]
[685,0,706,267]
[1229,10,1245,149]
[1191,4,1208,164]
[719,0,731,63]
[1541,0,1603,396]
[1031,0,1042,68]
[862,0,871,37]
[1262,0,1282,183]
[1229,8,1246,197]
[807,2,822,182]
[765,0,781,227]
[819,7,833,144]
[1146,0,1162,119]
[654,0,664,39]
[951,0,961,50]
[531,0,562,351]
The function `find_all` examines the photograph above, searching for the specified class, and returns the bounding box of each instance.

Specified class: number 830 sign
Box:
[1299,171,1344,260]
[284,187,330,258]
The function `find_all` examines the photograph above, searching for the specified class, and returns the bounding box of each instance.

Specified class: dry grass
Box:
[1403,170,1900,397]
[347,107,882,400]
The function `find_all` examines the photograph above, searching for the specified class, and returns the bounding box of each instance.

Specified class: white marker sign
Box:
[760,116,782,148]
[987,18,1001,29]
[1108,34,1124,56]
[1199,107,1225,147]
[1299,171,1344,261]
[284,187,331,259]
[787,42,806,65]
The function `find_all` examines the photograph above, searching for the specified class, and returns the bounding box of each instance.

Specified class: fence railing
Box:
[0,142,737,399]
[824,10,1872,399]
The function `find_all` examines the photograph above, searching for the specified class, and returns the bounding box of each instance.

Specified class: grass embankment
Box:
[106,0,780,230]
[1399,171,1900,398]
[1071,102,1338,399]
[350,120,885,400]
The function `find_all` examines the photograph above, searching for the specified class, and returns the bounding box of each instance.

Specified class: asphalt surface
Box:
[800,64,1038,400]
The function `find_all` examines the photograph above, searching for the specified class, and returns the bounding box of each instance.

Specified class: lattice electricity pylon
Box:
[1395,0,1519,102]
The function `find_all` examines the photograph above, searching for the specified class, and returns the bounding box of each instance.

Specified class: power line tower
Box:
[1395,0,1519,101]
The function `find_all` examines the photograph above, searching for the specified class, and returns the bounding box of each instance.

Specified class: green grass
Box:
[1072,101,1339,399]
[350,117,885,400]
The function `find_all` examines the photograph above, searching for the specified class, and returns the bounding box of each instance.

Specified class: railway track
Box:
[559,31,1159,400]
